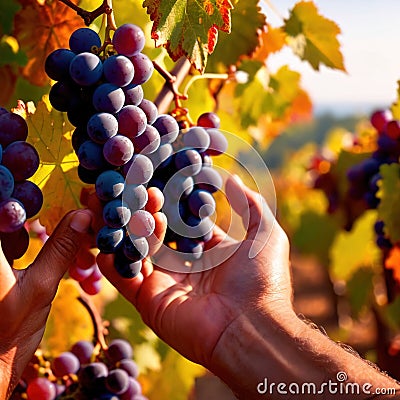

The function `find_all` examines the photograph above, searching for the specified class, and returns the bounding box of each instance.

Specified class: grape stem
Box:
[57,0,116,28]
[77,294,109,350]
[182,72,230,98]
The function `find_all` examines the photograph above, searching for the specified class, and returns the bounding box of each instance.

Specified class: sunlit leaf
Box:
[143,0,233,72]
[330,210,379,281]
[251,24,287,63]
[14,95,85,234]
[13,236,43,270]
[13,0,85,86]
[377,163,400,243]
[283,1,346,71]
[386,246,400,286]
[43,279,93,355]
[207,0,266,70]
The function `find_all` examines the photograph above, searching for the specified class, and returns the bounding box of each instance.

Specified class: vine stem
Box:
[182,73,230,98]
[77,294,109,350]
[153,58,192,114]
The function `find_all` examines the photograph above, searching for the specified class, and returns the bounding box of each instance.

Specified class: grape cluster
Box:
[347,109,400,249]
[0,107,43,263]
[148,112,227,261]
[12,339,147,400]
[45,24,164,278]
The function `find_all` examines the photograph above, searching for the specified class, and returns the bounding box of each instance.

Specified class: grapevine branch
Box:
[77,294,108,350]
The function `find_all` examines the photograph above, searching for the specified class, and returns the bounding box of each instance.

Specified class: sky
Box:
[262,0,400,114]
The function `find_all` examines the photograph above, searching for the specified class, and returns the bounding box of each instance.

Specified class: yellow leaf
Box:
[13,236,43,270]
[251,25,287,63]
[20,95,86,234]
[284,1,346,71]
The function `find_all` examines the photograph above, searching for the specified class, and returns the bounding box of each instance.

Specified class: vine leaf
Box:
[377,163,400,243]
[386,246,400,285]
[283,1,346,71]
[207,0,266,70]
[251,24,287,63]
[143,0,233,72]
[12,0,85,86]
[13,95,86,235]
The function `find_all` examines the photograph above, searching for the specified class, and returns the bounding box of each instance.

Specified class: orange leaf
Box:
[386,245,400,285]
[13,0,85,86]
[288,89,313,123]
[251,25,287,62]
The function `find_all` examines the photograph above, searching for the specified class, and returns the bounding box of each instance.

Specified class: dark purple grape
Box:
[106,369,130,394]
[194,166,222,193]
[132,125,160,154]
[69,27,101,54]
[174,149,202,176]
[165,173,194,200]
[69,52,103,86]
[112,24,145,57]
[103,135,134,166]
[120,377,142,399]
[147,143,173,169]
[123,235,149,262]
[93,83,125,114]
[12,180,43,218]
[0,165,14,201]
[123,154,154,185]
[78,362,108,389]
[123,184,148,212]
[96,226,124,253]
[45,48,75,81]
[71,340,95,364]
[0,227,29,262]
[72,126,91,152]
[95,170,125,201]
[183,127,210,152]
[117,359,139,379]
[78,140,107,170]
[0,112,28,146]
[176,237,203,260]
[138,99,158,124]
[103,55,135,87]
[123,84,144,106]
[118,105,147,139]
[188,189,216,218]
[115,252,142,279]
[205,128,228,156]
[103,199,131,228]
[87,113,119,144]
[52,352,80,377]
[129,53,154,85]
[152,114,179,145]
[0,198,26,233]
[107,339,133,363]
[2,141,39,181]
[78,165,103,184]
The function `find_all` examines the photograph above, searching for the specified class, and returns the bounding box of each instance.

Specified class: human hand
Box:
[97,175,292,369]
[0,210,93,399]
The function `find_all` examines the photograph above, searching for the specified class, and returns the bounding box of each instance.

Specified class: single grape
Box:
[205,128,228,156]
[0,165,14,201]
[87,113,119,144]
[0,112,28,146]
[45,48,76,81]
[123,184,148,212]
[69,27,102,54]
[174,149,202,176]
[115,253,142,279]
[52,352,80,378]
[123,235,149,262]
[2,141,39,181]
[117,359,139,379]
[103,55,135,87]
[71,340,95,364]
[78,140,107,170]
[120,378,142,399]
[123,154,154,185]
[107,339,133,363]
[138,99,158,124]
[165,173,194,200]
[152,114,179,145]
[194,166,223,193]
[132,125,160,155]
[0,227,29,262]
[182,126,210,152]
[129,53,154,85]
[197,112,221,128]
[103,199,131,228]
[0,198,26,233]
[128,210,155,237]
[117,105,147,139]
[96,226,125,253]
[370,109,392,133]
[78,362,108,389]
[69,52,103,86]
[26,377,56,400]
[147,143,173,169]
[188,189,216,218]
[103,135,134,166]
[78,165,103,184]
[123,84,144,106]
[106,369,130,394]
[12,180,43,218]
[93,83,125,114]
[112,24,145,57]
[95,170,125,201]
[49,80,80,112]
[387,120,400,140]
[176,237,203,261]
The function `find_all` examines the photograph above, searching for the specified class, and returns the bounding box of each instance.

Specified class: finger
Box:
[147,211,167,256]
[97,252,144,305]
[225,175,276,258]
[0,239,15,298]
[24,210,93,305]
[145,187,164,214]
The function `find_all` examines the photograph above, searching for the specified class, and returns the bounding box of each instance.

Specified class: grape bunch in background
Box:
[148,112,227,261]
[45,24,162,279]
[0,108,43,263]
[346,109,400,250]
[11,338,148,400]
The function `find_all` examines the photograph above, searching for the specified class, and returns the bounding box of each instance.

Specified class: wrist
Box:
[0,352,14,400]
[209,307,400,399]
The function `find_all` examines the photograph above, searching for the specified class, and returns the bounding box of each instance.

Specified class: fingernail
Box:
[233,174,244,187]
[70,210,92,233]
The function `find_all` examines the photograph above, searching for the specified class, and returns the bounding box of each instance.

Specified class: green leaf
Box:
[283,1,346,71]
[143,0,232,72]
[292,210,338,264]
[206,0,266,71]
[346,268,375,318]
[0,0,20,35]
[0,35,27,66]
[15,95,85,234]
[330,210,380,281]
[377,163,400,243]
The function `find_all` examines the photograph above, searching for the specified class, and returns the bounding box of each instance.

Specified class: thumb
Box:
[23,210,93,306]
[225,175,276,258]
